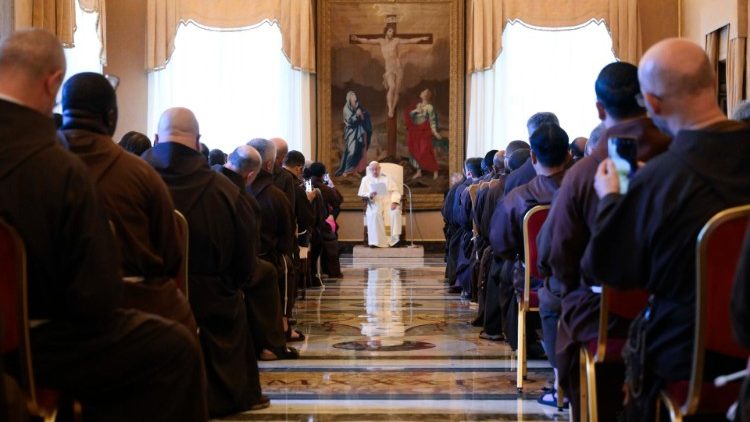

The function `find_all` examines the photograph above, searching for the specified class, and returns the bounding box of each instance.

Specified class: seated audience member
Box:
[200,142,210,161]
[60,72,196,333]
[454,157,485,298]
[732,230,750,422]
[0,30,207,421]
[583,38,750,421]
[208,148,227,166]
[442,171,466,286]
[246,138,303,342]
[358,161,403,248]
[480,149,499,181]
[569,137,587,162]
[444,160,480,293]
[539,62,671,417]
[584,123,606,156]
[214,146,298,361]
[271,138,297,209]
[732,99,750,123]
[478,142,529,338]
[490,123,569,356]
[282,150,317,296]
[118,130,152,155]
[504,112,560,195]
[143,108,268,416]
[309,162,344,278]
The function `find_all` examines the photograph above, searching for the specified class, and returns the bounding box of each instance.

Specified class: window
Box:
[467,20,616,156]
[55,0,103,113]
[148,22,312,156]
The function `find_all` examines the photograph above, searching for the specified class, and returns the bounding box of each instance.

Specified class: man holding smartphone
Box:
[585,39,750,421]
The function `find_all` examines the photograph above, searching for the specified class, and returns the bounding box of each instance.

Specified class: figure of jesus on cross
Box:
[350,15,433,119]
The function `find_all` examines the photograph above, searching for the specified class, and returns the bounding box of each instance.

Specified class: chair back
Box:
[0,219,36,404]
[379,163,403,196]
[173,210,189,298]
[684,205,750,414]
[522,205,550,309]
[468,184,480,237]
[596,286,649,361]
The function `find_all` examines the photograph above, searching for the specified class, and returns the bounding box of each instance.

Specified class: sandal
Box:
[286,328,306,342]
[536,389,569,409]
[479,331,505,341]
[259,346,299,361]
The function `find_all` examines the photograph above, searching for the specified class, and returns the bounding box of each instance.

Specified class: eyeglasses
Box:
[104,74,120,91]
[635,92,665,108]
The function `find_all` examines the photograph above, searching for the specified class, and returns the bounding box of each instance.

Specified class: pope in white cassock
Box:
[358,161,402,247]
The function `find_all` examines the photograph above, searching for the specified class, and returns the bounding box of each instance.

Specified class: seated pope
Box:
[358,161,402,247]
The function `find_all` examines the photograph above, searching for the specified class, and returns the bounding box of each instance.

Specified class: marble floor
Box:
[220,256,569,421]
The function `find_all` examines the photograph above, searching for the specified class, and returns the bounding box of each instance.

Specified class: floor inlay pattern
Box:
[223,255,569,421]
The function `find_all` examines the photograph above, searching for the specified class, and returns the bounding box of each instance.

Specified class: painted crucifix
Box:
[350,15,433,158]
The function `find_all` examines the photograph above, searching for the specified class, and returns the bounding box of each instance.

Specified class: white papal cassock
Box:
[358,171,402,247]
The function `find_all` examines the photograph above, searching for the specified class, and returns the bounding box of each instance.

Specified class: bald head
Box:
[247,138,276,171]
[639,38,714,98]
[155,107,200,150]
[0,30,66,114]
[638,38,724,135]
[226,144,261,178]
[270,137,289,166]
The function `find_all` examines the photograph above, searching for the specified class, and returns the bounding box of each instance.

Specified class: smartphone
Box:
[304,179,313,193]
[608,137,638,193]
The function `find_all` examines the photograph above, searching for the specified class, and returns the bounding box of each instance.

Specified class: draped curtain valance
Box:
[467,0,641,73]
[145,0,315,72]
[25,0,106,64]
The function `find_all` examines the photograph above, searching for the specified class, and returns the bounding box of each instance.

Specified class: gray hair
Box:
[526,112,560,136]
[227,145,261,176]
[0,29,66,79]
[585,123,606,156]
[247,138,276,165]
[733,100,750,123]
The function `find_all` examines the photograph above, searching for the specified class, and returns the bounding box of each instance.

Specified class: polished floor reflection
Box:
[221,256,569,421]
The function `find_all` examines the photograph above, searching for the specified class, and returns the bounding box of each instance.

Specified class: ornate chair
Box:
[579,286,649,422]
[0,219,58,421]
[517,205,550,392]
[174,210,189,298]
[362,163,406,245]
[658,205,750,421]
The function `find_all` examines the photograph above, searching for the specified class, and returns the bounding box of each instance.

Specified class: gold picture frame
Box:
[317,0,465,210]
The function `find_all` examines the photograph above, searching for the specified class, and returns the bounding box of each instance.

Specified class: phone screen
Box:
[304,179,313,193]
[608,137,638,193]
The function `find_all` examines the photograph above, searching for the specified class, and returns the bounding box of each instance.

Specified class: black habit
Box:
[0,99,207,421]
[144,142,261,417]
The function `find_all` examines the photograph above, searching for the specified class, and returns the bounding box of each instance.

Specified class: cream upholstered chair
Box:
[362,163,406,245]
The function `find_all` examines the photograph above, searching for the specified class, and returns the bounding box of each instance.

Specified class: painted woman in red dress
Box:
[404,88,440,180]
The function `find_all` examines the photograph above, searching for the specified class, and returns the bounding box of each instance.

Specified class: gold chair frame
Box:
[174,210,189,299]
[658,204,750,421]
[517,204,550,392]
[0,219,57,421]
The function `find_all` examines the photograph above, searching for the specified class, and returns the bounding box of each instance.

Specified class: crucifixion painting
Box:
[350,15,433,158]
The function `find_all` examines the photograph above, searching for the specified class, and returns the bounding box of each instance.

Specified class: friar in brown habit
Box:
[213,145,299,360]
[143,108,268,416]
[247,138,303,341]
[0,30,207,421]
[60,72,197,334]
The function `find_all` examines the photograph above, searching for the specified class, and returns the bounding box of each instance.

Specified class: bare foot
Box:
[433,171,439,180]
[411,170,422,180]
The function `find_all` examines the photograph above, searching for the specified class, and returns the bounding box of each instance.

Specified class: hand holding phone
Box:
[608,137,638,193]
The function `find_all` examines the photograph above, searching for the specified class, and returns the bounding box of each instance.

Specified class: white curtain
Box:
[466,20,616,156]
[148,21,314,157]
[55,0,103,113]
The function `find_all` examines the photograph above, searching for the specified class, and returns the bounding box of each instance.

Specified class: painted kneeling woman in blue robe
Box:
[336,91,372,177]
